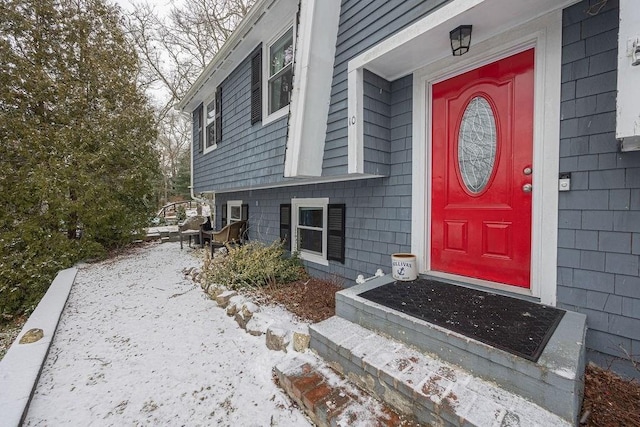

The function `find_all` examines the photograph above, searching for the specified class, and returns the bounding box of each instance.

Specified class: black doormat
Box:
[359,279,565,362]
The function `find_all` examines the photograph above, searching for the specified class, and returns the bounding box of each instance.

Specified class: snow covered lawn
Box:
[24,242,312,426]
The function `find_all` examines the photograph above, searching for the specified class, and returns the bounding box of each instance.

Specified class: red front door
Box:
[431,49,534,288]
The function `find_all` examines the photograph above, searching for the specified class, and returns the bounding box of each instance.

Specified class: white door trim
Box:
[411,11,563,305]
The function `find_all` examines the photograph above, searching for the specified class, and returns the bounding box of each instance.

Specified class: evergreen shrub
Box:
[202,240,307,290]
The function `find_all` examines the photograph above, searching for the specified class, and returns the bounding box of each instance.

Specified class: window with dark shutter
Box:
[221,204,227,227]
[193,104,203,153]
[280,204,291,251]
[215,86,222,143]
[250,44,262,125]
[327,204,345,263]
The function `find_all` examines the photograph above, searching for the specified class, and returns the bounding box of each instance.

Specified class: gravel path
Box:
[24,242,311,426]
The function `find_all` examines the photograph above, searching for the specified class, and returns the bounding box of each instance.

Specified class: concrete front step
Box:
[330,276,586,424]
[310,316,572,427]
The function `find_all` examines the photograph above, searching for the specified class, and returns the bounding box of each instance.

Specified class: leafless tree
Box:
[122,0,255,204]
[125,0,254,118]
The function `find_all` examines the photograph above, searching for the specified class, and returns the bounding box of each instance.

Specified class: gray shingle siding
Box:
[192,51,288,193]
[363,70,391,176]
[559,0,640,378]
[215,73,413,283]
[322,0,449,176]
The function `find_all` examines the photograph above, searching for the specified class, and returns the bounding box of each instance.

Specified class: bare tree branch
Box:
[122,0,255,204]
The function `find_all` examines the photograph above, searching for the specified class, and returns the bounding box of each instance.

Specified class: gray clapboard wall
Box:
[215,74,413,282]
[192,52,288,193]
[323,0,449,176]
[557,0,640,378]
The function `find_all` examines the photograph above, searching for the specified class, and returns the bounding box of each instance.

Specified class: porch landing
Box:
[309,276,587,426]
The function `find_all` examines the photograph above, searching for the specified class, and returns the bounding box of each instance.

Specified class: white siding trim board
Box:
[284,0,342,178]
[617,0,640,151]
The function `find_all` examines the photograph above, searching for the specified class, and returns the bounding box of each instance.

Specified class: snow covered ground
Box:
[24,242,312,426]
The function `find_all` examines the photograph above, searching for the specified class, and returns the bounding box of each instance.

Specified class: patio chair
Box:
[179,215,207,249]
[207,220,247,255]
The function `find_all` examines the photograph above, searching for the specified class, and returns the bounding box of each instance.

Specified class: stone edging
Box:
[0,268,78,427]
[184,267,311,353]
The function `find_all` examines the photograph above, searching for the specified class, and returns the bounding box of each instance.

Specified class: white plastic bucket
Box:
[391,253,418,281]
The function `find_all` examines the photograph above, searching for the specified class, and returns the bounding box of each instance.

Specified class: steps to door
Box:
[311,316,571,427]
[308,276,587,426]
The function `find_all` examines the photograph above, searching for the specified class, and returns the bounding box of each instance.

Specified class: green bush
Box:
[0,224,106,321]
[0,0,159,322]
[176,206,186,222]
[202,240,307,290]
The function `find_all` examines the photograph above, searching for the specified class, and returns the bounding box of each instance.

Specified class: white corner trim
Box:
[534,11,562,306]
[347,67,364,174]
[616,0,640,145]
[285,0,341,178]
[412,11,563,305]
[411,77,427,275]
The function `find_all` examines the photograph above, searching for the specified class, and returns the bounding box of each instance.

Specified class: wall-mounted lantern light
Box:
[450,25,473,56]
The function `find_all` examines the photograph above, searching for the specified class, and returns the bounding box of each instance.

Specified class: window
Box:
[204,86,222,151]
[283,200,345,265]
[205,99,216,149]
[266,26,294,118]
[292,198,328,265]
[221,200,248,228]
[227,200,242,224]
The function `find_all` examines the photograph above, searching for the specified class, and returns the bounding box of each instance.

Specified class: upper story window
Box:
[199,85,221,153]
[205,99,216,150]
[258,25,294,124]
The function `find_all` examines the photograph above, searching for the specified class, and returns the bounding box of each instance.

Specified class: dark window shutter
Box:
[221,204,227,227]
[241,203,249,241]
[215,86,222,143]
[193,104,203,153]
[250,45,262,125]
[279,203,291,251]
[327,204,345,263]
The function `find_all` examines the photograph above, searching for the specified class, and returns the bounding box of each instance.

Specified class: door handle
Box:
[522,183,532,193]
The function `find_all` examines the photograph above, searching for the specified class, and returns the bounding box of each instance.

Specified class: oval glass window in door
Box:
[457,96,497,193]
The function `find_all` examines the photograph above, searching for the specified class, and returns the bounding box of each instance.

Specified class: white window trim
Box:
[346,4,564,305]
[204,96,218,154]
[227,200,242,223]
[262,22,295,125]
[291,197,329,266]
